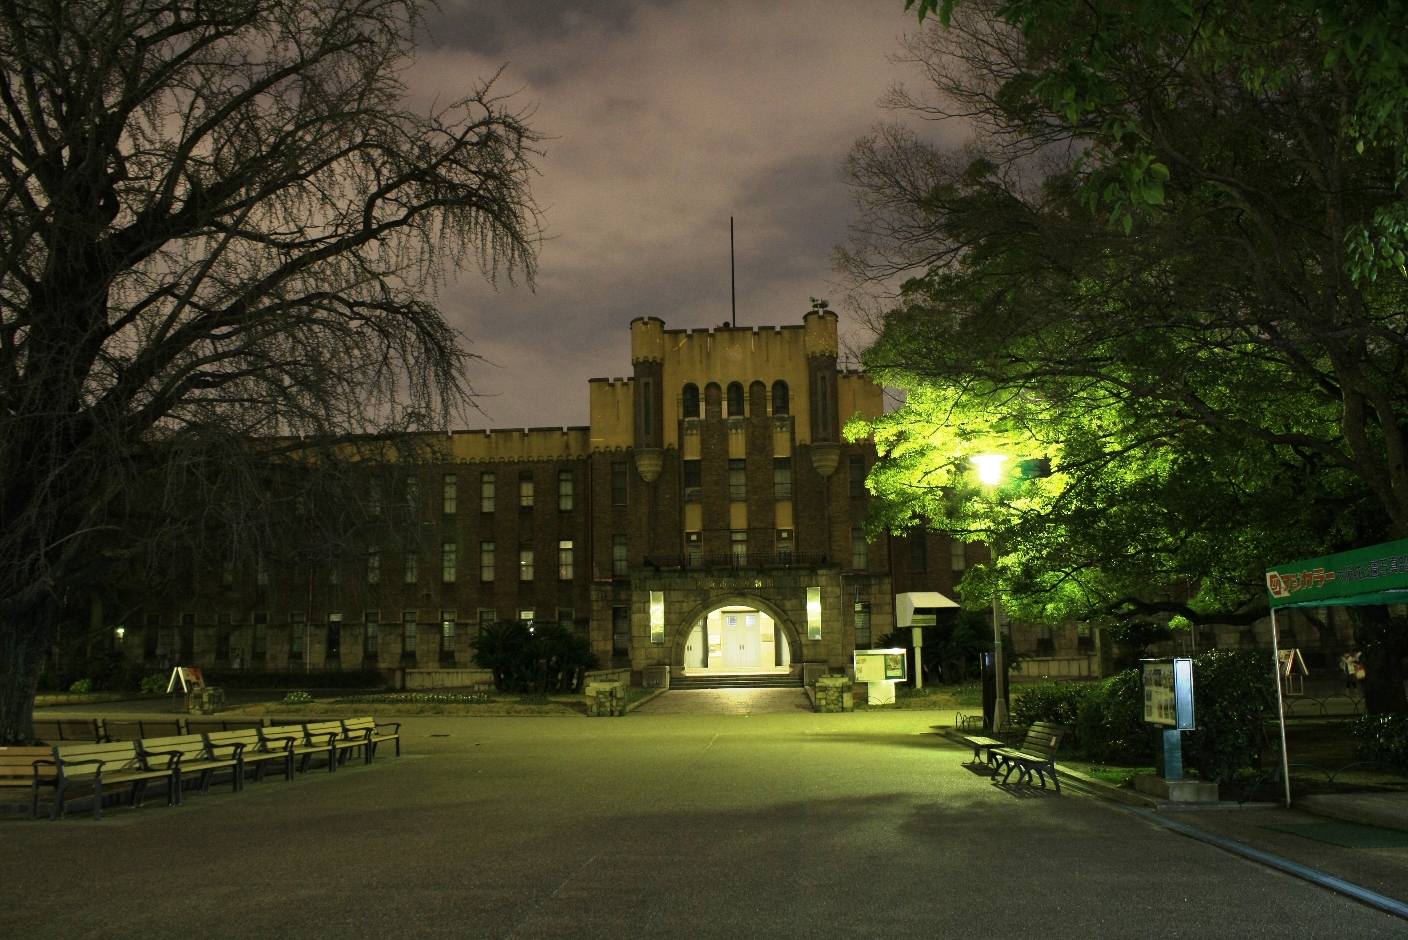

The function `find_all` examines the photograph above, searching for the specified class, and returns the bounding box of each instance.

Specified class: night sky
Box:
[407,0,937,429]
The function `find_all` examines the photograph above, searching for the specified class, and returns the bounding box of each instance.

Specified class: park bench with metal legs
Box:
[340,718,401,764]
[139,735,244,796]
[0,747,58,819]
[32,719,104,744]
[991,722,1067,792]
[204,730,295,784]
[303,721,367,768]
[50,742,180,820]
[959,732,1008,768]
[258,724,337,773]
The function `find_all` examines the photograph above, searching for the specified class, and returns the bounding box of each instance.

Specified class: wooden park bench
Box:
[0,746,57,820]
[959,730,1008,768]
[204,730,295,784]
[139,735,244,796]
[991,722,1067,792]
[49,741,180,820]
[303,721,366,768]
[31,719,103,743]
[258,723,338,773]
[340,718,401,765]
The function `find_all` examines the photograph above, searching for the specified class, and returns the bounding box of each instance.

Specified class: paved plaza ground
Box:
[4,698,1408,939]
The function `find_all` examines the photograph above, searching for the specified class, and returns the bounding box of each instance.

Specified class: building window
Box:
[612,534,629,577]
[731,530,747,561]
[642,378,653,443]
[442,473,457,515]
[326,613,342,661]
[256,555,268,587]
[368,477,382,517]
[402,611,418,654]
[220,559,234,586]
[727,381,745,417]
[364,612,380,656]
[519,609,535,624]
[951,540,967,572]
[849,454,866,499]
[216,614,231,660]
[558,470,574,511]
[442,542,457,583]
[519,544,534,581]
[478,609,496,634]
[807,587,822,641]
[854,602,872,649]
[910,533,927,573]
[558,540,574,580]
[772,380,789,416]
[1036,623,1055,655]
[404,552,419,583]
[366,550,380,584]
[777,529,794,560]
[405,476,420,517]
[611,459,628,505]
[851,527,868,570]
[683,383,700,418]
[816,374,830,439]
[290,612,306,656]
[1077,623,1094,653]
[481,472,496,513]
[685,531,702,566]
[480,541,495,582]
[441,610,457,654]
[329,564,341,586]
[612,606,630,653]
[519,471,534,508]
[252,613,267,658]
[650,591,665,644]
[729,459,746,501]
[683,460,702,502]
[773,457,792,499]
[557,607,575,628]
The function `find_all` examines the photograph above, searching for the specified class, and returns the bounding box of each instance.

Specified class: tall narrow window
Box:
[849,455,866,498]
[729,459,747,501]
[851,527,868,570]
[682,460,700,502]
[290,612,306,656]
[519,471,534,508]
[216,614,231,660]
[404,552,419,583]
[479,609,497,633]
[1036,623,1055,655]
[480,541,495,582]
[441,610,457,654]
[727,382,745,417]
[558,470,574,511]
[442,542,457,583]
[366,550,380,584]
[402,611,418,654]
[326,613,342,661]
[910,533,927,573]
[611,459,628,505]
[368,478,382,517]
[683,383,700,419]
[405,476,420,517]
[854,602,872,649]
[256,555,269,587]
[612,534,628,577]
[773,457,792,499]
[777,529,794,560]
[252,613,267,658]
[558,540,574,580]
[772,380,789,416]
[642,379,653,442]
[612,606,630,653]
[951,540,967,572]
[519,544,534,581]
[220,559,234,586]
[731,530,747,561]
[364,612,380,656]
[816,374,830,440]
[443,473,458,514]
[806,587,822,641]
[481,472,496,513]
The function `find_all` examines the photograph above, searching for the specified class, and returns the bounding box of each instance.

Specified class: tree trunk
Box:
[1355,606,1408,716]
[0,599,57,744]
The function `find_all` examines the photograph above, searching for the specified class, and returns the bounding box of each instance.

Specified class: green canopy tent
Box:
[1265,537,1408,806]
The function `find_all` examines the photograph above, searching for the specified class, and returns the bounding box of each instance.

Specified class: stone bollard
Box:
[189,687,225,715]
[585,681,624,717]
[813,675,853,713]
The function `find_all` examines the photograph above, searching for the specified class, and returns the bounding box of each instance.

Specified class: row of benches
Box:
[0,718,400,820]
[32,717,279,744]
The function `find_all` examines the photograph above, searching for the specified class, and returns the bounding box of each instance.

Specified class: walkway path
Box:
[633,688,812,715]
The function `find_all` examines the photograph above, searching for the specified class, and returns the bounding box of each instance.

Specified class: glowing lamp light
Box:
[970,453,1008,486]
[115,626,126,639]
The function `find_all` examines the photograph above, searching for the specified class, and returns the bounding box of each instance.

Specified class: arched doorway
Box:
[673,596,797,675]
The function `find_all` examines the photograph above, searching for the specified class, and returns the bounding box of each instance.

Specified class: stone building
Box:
[118,310,987,687]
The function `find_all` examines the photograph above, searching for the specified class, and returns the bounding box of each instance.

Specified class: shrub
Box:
[281,691,314,706]
[1350,715,1408,770]
[139,674,166,693]
[1076,669,1152,763]
[1010,682,1088,730]
[68,679,93,694]
[1186,650,1274,783]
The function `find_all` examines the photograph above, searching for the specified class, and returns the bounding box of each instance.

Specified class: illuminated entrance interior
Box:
[683,606,791,674]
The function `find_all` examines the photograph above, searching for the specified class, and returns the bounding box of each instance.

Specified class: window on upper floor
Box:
[558,470,574,511]
[611,459,628,505]
[519,471,534,508]
[773,457,792,500]
[910,533,927,574]
[683,383,700,419]
[772,380,789,416]
[727,382,745,417]
[851,527,869,570]
[612,534,629,577]
[481,472,495,513]
[684,460,701,502]
[849,455,866,499]
[951,540,967,572]
[729,459,746,501]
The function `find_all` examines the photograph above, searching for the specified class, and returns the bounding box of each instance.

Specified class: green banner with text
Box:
[1266,538,1408,608]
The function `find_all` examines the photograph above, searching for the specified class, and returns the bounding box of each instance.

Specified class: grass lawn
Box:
[857,683,983,711]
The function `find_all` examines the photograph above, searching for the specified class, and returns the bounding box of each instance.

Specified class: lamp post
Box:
[970,454,1008,732]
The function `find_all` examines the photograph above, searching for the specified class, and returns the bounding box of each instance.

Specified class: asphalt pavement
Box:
[4,708,1407,939]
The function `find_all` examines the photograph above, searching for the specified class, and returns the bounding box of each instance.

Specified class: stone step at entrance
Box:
[671,673,804,690]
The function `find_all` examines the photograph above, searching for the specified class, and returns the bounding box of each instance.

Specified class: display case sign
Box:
[1142,658,1195,730]
[854,649,907,683]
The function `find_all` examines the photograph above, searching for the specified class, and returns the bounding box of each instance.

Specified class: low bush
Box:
[1076,669,1152,764]
[68,679,93,694]
[281,691,314,706]
[341,692,492,705]
[1010,682,1088,730]
[1351,714,1408,770]
[1185,649,1274,783]
[139,674,166,693]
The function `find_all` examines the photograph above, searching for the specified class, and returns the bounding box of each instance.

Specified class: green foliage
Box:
[1186,650,1274,783]
[67,679,92,694]
[341,692,492,705]
[139,674,166,694]
[281,691,314,706]
[1010,682,1087,729]
[1350,715,1408,770]
[1106,620,1172,671]
[471,622,601,694]
[1075,670,1152,764]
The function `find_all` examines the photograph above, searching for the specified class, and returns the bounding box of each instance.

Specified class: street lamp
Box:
[970,454,1009,731]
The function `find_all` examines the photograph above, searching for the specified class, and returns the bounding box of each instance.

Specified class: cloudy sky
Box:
[409,0,938,429]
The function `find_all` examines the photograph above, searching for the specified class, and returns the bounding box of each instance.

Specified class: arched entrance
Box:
[672,595,798,675]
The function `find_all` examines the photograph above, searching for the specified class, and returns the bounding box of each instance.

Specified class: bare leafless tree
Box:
[0,0,542,742]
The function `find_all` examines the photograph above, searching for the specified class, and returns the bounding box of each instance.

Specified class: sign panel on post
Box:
[1142,659,1194,730]
[854,649,907,683]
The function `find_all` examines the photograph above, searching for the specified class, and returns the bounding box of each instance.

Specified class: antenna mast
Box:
[730,216,736,328]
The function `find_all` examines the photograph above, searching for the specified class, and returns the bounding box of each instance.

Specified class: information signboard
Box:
[854,649,907,683]
[1142,658,1194,730]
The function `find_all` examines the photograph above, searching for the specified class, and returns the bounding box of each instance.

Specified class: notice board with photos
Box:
[1142,658,1194,730]
[854,649,907,683]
